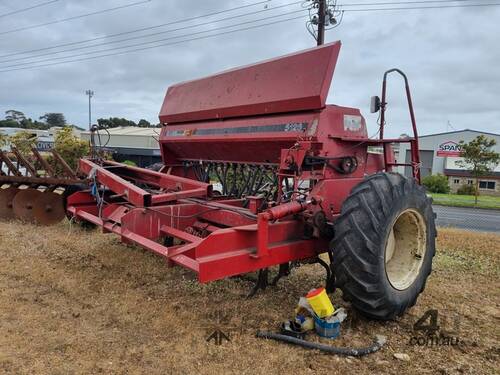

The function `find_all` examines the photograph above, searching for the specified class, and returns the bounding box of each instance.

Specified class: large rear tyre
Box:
[331,172,436,320]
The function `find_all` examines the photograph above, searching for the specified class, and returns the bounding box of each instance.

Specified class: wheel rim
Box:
[384,208,427,290]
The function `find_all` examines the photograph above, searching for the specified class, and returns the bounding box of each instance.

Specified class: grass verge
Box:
[430,193,500,210]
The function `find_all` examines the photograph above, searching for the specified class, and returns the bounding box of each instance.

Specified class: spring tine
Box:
[239,165,248,197]
[241,165,254,197]
[203,163,211,183]
[247,165,259,195]
[201,163,208,182]
[222,163,229,195]
[228,163,236,196]
[253,166,266,194]
[230,163,236,194]
[193,164,202,181]
[213,163,224,194]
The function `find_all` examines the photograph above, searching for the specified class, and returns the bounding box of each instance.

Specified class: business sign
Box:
[437,141,462,157]
[36,140,54,151]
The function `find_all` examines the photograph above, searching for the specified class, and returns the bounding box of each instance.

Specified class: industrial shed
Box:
[80,126,161,167]
[396,129,500,195]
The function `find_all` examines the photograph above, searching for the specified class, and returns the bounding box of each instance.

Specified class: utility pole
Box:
[85,89,94,130]
[316,0,326,46]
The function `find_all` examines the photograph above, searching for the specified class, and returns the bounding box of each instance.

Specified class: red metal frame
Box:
[379,68,421,183]
[67,41,421,283]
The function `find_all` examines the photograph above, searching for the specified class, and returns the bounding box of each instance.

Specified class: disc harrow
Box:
[0,147,84,225]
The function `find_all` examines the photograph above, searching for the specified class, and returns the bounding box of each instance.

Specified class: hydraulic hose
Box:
[255,331,387,357]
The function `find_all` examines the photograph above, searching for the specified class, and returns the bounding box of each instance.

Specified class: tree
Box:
[97,117,136,128]
[457,135,500,204]
[0,117,51,130]
[0,119,19,128]
[20,118,50,130]
[52,127,90,170]
[9,130,37,155]
[39,113,66,127]
[5,109,26,123]
[137,119,151,128]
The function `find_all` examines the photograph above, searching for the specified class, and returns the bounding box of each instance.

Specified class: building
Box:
[397,129,500,196]
[80,126,161,167]
[0,127,54,151]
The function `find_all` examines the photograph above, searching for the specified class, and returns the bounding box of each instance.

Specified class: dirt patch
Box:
[0,222,498,374]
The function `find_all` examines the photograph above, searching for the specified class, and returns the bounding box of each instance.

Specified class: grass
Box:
[0,223,499,374]
[430,193,500,210]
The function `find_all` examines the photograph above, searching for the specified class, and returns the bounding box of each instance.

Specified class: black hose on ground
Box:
[255,332,387,357]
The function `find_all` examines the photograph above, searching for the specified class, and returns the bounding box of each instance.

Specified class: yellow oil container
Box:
[306,287,334,318]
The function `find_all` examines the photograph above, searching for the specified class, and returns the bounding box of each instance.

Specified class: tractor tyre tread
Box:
[330,172,436,320]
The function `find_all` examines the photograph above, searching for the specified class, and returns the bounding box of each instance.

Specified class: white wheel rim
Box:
[384,208,427,290]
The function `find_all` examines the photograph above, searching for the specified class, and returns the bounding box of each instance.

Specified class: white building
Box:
[396,129,500,196]
[80,126,161,167]
[0,127,54,151]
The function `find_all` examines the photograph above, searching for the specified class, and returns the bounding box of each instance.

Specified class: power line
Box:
[0,0,59,18]
[0,14,308,73]
[305,0,488,43]
[0,1,304,64]
[1,0,499,73]
[0,9,308,69]
[0,0,281,59]
[342,1,500,11]
[0,0,152,36]
[340,0,478,6]
[0,0,465,60]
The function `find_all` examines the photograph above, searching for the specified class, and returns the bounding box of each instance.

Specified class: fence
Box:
[432,204,500,234]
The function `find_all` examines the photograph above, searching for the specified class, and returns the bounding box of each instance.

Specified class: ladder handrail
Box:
[379,68,421,183]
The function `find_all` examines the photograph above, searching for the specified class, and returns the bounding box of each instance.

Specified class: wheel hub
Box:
[385,208,427,290]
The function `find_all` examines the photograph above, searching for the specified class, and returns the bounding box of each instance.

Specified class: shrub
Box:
[122,160,137,166]
[421,174,450,194]
[457,184,477,196]
[53,127,90,170]
[0,132,7,147]
[9,130,37,155]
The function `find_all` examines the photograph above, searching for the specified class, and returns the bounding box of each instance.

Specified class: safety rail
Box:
[379,69,421,183]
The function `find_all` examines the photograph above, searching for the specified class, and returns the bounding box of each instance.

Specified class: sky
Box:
[0,0,498,138]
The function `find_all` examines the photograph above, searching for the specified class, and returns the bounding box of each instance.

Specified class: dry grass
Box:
[0,222,498,374]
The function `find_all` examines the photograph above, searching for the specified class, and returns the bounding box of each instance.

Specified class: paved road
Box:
[432,205,500,233]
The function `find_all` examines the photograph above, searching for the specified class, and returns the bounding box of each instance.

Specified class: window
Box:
[479,181,496,190]
[467,180,474,185]
[453,179,460,184]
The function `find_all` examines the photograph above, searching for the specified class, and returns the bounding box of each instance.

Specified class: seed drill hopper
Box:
[67,41,436,320]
